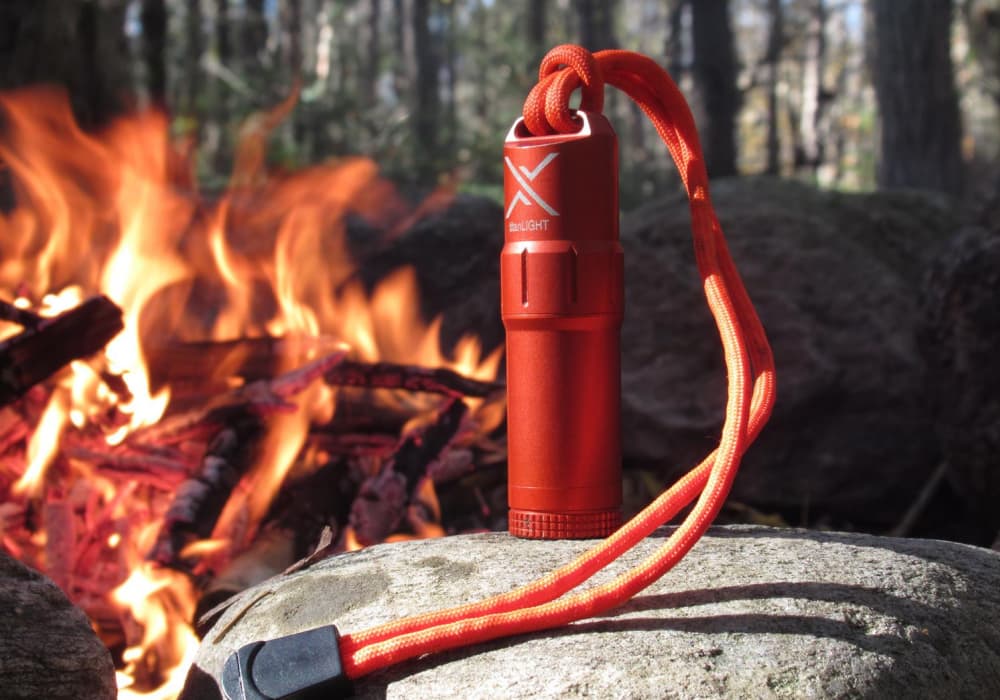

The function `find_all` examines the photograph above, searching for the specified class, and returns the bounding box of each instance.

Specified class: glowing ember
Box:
[0,86,501,698]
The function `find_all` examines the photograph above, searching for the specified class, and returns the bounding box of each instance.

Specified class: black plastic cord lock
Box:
[221,624,353,699]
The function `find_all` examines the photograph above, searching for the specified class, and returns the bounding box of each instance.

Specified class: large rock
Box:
[0,551,117,700]
[183,525,1000,699]
[920,226,1000,537]
[620,179,955,528]
[365,181,958,529]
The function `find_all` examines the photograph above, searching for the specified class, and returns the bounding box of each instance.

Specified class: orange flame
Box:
[0,86,501,698]
[13,388,69,496]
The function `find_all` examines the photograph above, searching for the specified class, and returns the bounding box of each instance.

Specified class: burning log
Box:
[194,524,296,636]
[325,359,503,398]
[128,349,346,446]
[265,457,360,555]
[143,338,496,406]
[0,295,123,408]
[193,459,360,632]
[144,336,332,398]
[0,298,42,328]
[350,398,468,546]
[64,445,192,491]
[196,397,477,626]
[0,405,29,455]
[147,411,265,568]
[306,432,399,458]
[43,500,75,593]
[146,350,346,568]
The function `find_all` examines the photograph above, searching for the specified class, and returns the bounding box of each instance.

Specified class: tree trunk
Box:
[960,0,1000,110]
[690,0,738,178]
[392,0,412,103]
[280,0,303,151]
[0,0,130,127]
[141,0,168,108]
[527,0,548,68]
[242,0,267,69]
[825,7,851,185]
[412,0,440,183]
[211,0,232,173]
[216,0,230,64]
[798,0,827,173]
[280,0,302,77]
[365,0,382,107]
[443,0,458,157]
[665,0,687,79]
[472,0,489,121]
[870,0,963,196]
[184,0,204,114]
[764,0,783,175]
[574,0,617,51]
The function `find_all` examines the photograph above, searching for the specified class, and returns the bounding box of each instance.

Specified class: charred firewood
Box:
[193,458,362,633]
[147,411,264,569]
[0,299,42,329]
[267,457,361,555]
[43,500,75,594]
[145,351,345,568]
[304,432,399,462]
[127,349,346,446]
[148,335,501,405]
[0,295,123,408]
[194,524,296,637]
[0,406,29,455]
[64,446,191,491]
[144,336,335,398]
[325,359,502,398]
[350,398,468,546]
[194,457,363,627]
[0,298,130,401]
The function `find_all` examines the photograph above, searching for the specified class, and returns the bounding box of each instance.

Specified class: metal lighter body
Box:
[502,112,623,539]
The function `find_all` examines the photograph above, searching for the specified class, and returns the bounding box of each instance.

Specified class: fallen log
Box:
[0,295,123,408]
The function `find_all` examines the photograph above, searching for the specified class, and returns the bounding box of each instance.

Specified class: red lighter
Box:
[502,112,623,539]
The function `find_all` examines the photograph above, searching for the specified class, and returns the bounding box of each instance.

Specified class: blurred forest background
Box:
[1,0,998,209]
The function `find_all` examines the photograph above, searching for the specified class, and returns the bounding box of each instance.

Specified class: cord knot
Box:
[522,45,605,135]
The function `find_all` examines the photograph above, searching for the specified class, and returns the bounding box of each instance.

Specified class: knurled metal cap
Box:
[509,508,621,539]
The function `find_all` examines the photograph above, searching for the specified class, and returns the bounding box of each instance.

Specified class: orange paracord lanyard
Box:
[337,45,776,679]
[223,45,776,698]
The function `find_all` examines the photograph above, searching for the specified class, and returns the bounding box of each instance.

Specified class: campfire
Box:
[0,87,504,698]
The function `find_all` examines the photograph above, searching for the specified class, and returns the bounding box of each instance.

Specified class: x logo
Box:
[505,153,560,219]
